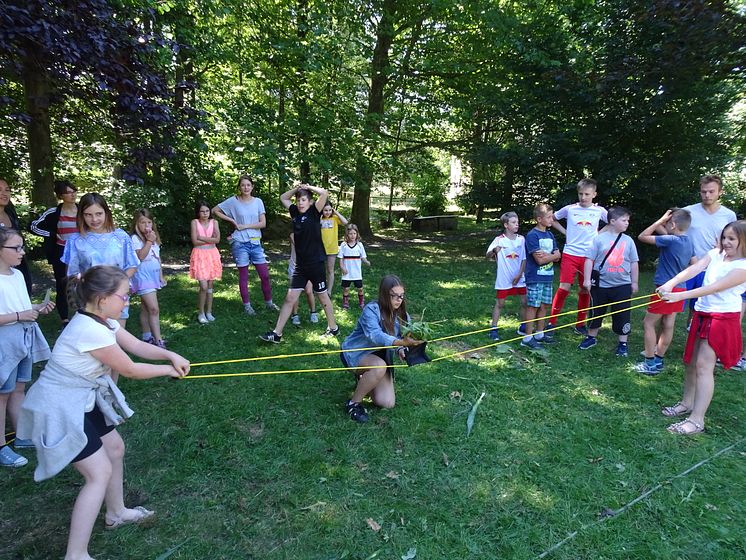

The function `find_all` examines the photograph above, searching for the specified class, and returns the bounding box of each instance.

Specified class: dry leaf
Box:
[587,456,604,464]
[366,518,382,532]
[354,461,369,471]
[300,501,327,512]
[442,453,450,466]
[449,391,462,400]
[385,471,400,479]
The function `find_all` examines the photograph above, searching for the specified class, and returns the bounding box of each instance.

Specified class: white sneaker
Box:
[732,357,746,371]
[266,301,280,311]
[291,314,301,326]
[206,313,216,322]
[310,312,319,323]
[197,313,208,324]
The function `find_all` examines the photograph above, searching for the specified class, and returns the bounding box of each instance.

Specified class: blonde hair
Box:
[344,223,361,243]
[577,178,597,192]
[131,208,161,245]
[533,203,553,219]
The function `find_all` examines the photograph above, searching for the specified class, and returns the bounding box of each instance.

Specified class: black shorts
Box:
[340,349,394,380]
[588,284,632,335]
[341,279,363,289]
[290,261,327,293]
[71,404,117,464]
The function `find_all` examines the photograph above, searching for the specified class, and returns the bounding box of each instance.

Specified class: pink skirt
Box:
[190,246,223,281]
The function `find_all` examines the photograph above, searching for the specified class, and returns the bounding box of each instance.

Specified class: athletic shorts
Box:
[340,349,393,380]
[559,253,587,285]
[496,286,526,299]
[71,404,117,464]
[647,286,686,315]
[526,283,553,308]
[290,261,327,293]
[588,284,632,335]
[341,279,363,289]
[0,354,32,393]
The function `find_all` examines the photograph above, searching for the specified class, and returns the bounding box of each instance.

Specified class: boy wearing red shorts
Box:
[550,178,607,334]
[635,209,694,374]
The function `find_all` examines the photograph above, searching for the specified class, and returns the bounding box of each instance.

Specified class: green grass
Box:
[4,218,746,559]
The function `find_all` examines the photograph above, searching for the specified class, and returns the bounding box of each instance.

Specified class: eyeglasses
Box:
[2,245,25,253]
[389,292,406,301]
[112,293,130,303]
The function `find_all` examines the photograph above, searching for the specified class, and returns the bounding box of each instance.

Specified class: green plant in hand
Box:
[401,308,444,341]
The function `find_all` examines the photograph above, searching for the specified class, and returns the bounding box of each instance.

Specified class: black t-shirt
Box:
[290,204,325,265]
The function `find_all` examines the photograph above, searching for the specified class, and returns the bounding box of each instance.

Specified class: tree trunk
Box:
[296,0,311,183]
[278,84,288,192]
[23,50,55,206]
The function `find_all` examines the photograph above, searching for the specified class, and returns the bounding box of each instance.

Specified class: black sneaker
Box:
[345,400,369,423]
[323,326,340,337]
[259,330,282,344]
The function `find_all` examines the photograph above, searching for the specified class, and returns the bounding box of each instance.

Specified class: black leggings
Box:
[71,405,117,464]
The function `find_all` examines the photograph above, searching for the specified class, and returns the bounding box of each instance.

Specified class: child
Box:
[288,232,318,326]
[550,178,608,334]
[635,209,694,374]
[260,184,339,343]
[580,207,639,356]
[320,201,348,295]
[338,223,370,310]
[656,220,746,435]
[0,229,54,468]
[190,200,223,324]
[486,211,527,341]
[212,175,278,314]
[17,265,189,558]
[131,209,167,347]
[522,203,561,349]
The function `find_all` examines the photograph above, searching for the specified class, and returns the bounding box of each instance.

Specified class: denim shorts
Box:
[231,240,267,267]
[0,354,32,393]
[526,282,553,307]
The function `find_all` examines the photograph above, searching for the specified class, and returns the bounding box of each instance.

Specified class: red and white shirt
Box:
[487,234,526,290]
[554,203,607,257]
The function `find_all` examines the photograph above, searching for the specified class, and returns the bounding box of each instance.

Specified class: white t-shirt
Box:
[486,234,526,289]
[131,234,161,262]
[337,241,367,281]
[695,248,746,313]
[683,203,737,259]
[554,203,608,257]
[0,268,32,317]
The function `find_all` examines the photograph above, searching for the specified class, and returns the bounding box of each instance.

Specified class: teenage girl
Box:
[130,209,166,346]
[340,275,420,423]
[30,179,79,325]
[190,200,223,324]
[320,201,348,294]
[657,220,746,435]
[18,265,189,560]
[0,229,54,468]
[212,175,278,314]
[338,223,370,309]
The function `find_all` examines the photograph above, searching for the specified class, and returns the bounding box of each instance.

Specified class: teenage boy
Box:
[580,207,639,356]
[486,211,527,341]
[260,184,339,343]
[522,203,561,349]
[635,209,694,374]
[550,178,608,334]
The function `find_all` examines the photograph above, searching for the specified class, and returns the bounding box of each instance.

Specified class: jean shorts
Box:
[231,240,267,267]
[0,354,32,393]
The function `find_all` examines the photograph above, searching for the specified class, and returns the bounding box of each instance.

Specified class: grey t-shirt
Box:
[588,231,639,288]
[217,196,266,243]
[683,203,736,258]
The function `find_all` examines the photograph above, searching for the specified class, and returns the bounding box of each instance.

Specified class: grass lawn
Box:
[4,217,746,559]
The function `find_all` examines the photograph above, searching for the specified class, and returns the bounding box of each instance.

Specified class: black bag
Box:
[404,342,431,366]
[590,233,622,288]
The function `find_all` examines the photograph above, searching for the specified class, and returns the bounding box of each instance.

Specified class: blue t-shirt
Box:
[654,234,694,289]
[525,228,558,284]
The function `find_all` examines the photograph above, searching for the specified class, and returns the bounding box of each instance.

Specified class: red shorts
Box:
[559,254,586,284]
[683,311,742,369]
[496,287,527,299]
[647,287,686,314]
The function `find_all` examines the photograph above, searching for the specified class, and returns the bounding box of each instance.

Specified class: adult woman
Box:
[30,179,79,324]
[340,275,421,423]
[213,175,278,314]
[0,178,32,294]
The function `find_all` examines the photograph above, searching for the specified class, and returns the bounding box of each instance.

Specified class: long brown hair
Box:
[77,193,114,234]
[377,274,407,335]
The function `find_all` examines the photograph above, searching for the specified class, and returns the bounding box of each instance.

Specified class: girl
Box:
[0,229,54,468]
[658,220,746,435]
[62,193,139,328]
[17,265,189,560]
[212,175,278,314]
[337,223,370,310]
[0,178,33,294]
[30,179,79,325]
[320,201,348,294]
[130,209,166,346]
[340,275,420,423]
[190,200,223,324]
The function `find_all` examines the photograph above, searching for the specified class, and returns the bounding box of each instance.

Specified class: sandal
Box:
[105,506,155,530]
[667,418,704,435]
[661,402,691,417]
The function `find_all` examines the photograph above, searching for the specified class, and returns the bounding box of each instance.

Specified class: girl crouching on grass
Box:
[340,275,421,423]
[657,220,746,435]
[18,265,189,560]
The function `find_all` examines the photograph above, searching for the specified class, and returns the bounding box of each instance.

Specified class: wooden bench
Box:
[411,215,458,232]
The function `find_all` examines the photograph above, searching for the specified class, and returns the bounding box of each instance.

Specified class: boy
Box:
[522,203,562,349]
[486,211,527,341]
[579,207,639,356]
[550,178,608,334]
[634,209,694,374]
[260,184,339,343]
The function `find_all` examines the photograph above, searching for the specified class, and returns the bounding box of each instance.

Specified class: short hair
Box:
[131,208,161,245]
[500,211,518,226]
[577,178,597,192]
[721,221,746,258]
[534,203,553,218]
[608,206,630,221]
[54,180,76,197]
[669,208,691,232]
[296,188,313,201]
[0,227,22,247]
[76,265,129,312]
[77,193,114,234]
[700,175,722,190]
